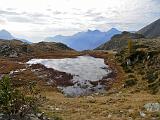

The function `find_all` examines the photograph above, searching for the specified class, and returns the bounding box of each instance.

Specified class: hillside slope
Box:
[137,18,160,38]
[96,31,144,50]
[116,38,160,94]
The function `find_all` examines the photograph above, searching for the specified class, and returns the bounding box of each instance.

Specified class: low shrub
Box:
[124,79,137,88]
[0,75,43,119]
[145,70,158,83]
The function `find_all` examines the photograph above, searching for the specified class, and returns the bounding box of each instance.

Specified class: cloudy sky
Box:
[0,0,159,42]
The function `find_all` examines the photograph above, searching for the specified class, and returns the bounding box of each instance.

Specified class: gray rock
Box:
[107,114,112,118]
[9,51,18,58]
[139,111,146,117]
[0,113,4,119]
[144,103,160,112]
[86,96,96,103]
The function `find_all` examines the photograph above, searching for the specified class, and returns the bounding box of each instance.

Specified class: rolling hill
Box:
[0,40,73,57]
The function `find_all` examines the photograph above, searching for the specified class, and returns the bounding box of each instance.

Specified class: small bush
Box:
[146,70,158,83]
[124,79,137,88]
[128,74,135,78]
[138,70,145,75]
[0,75,43,119]
[52,115,63,120]
[123,66,132,73]
[148,79,160,94]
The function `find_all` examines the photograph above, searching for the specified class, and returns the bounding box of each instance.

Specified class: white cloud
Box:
[0,0,159,42]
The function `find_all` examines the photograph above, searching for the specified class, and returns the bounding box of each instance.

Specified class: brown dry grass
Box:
[0,50,159,120]
[41,90,160,120]
[0,58,24,74]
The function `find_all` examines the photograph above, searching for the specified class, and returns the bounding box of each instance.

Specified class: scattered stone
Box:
[55,107,60,111]
[48,106,54,111]
[128,117,133,120]
[86,96,96,103]
[128,109,134,114]
[139,111,146,117]
[37,112,44,119]
[119,110,124,113]
[9,51,18,58]
[0,113,4,119]
[94,92,99,96]
[0,74,4,80]
[29,114,40,120]
[107,114,112,118]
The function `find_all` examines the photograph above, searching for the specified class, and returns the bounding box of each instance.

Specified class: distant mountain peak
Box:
[87,29,92,32]
[87,29,101,33]
[0,29,12,34]
[107,28,120,32]
[110,28,118,30]
[0,29,14,40]
[93,30,99,32]
[1,29,9,32]
[0,29,32,44]
[55,35,65,37]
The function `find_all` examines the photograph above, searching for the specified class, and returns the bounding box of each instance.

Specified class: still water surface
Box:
[27,56,112,96]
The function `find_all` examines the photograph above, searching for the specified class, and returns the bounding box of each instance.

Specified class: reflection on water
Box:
[27,56,112,96]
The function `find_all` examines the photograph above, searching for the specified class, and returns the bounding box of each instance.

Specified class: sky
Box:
[0,0,159,42]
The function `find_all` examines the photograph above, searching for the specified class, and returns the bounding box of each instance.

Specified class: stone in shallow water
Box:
[58,81,106,97]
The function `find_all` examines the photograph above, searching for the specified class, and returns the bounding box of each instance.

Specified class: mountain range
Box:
[45,28,121,51]
[1,18,160,51]
[0,29,32,44]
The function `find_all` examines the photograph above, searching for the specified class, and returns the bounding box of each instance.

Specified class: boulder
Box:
[144,103,160,112]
